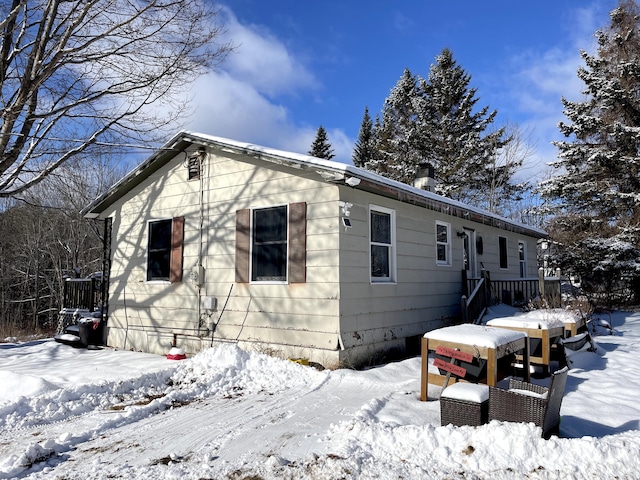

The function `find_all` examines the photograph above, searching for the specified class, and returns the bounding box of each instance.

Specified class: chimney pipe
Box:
[414,162,435,191]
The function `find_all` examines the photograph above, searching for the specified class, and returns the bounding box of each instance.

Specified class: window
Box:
[147,217,183,282]
[235,203,306,284]
[436,221,451,266]
[518,240,527,278]
[370,206,396,282]
[252,205,288,282]
[499,236,508,269]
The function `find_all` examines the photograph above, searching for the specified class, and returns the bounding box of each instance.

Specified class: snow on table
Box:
[424,323,526,348]
[420,324,530,399]
[486,314,565,369]
[486,317,563,330]
[513,308,586,337]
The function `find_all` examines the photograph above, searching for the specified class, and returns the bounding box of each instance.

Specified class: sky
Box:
[2,306,640,478]
[169,0,619,183]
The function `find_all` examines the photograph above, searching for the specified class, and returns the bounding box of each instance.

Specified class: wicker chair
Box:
[488,366,569,439]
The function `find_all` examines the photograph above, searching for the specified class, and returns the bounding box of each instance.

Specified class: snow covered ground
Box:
[1,307,640,479]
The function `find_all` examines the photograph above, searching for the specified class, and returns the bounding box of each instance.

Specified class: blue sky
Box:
[178,0,618,181]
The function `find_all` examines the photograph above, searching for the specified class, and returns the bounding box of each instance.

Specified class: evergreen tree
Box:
[357,51,521,212]
[368,69,423,184]
[539,0,640,305]
[308,126,335,160]
[420,48,507,204]
[352,107,376,168]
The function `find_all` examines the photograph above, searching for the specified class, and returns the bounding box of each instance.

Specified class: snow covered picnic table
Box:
[420,324,530,401]
[486,315,565,372]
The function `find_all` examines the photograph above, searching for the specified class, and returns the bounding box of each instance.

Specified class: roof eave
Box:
[82,131,547,238]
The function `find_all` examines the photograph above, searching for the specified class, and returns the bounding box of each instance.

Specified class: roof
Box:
[82,131,547,238]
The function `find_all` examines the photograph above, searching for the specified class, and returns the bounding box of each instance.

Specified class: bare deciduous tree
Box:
[0,155,128,334]
[485,122,536,216]
[0,0,232,197]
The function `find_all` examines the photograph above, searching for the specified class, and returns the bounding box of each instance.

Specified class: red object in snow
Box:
[166,347,187,360]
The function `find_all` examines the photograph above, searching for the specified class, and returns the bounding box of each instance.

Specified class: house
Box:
[82,131,547,368]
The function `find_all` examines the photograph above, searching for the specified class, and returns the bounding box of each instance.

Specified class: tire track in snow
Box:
[16,368,401,478]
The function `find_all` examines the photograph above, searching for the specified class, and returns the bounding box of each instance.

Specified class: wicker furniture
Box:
[440,383,489,427]
[420,324,529,401]
[488,366,569,438]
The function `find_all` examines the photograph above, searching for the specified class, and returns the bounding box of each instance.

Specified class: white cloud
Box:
[219,7,319,98]
[174,5,353,164]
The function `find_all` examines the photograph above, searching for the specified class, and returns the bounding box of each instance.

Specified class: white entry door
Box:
[462,228,477,278]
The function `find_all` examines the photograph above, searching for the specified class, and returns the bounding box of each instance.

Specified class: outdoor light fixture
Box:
[339,201,353,231]
[339,201,353,217]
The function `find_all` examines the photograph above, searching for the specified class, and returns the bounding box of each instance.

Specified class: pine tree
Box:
[357,51,521,212]
[420,48,507,204]
[368,69,423,184]
[352,107,376,168]
[308,126,335,160]
[539,0,640,304]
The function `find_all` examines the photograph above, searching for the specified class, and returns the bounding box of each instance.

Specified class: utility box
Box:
[203,296,217,311]
[190,265,205,286]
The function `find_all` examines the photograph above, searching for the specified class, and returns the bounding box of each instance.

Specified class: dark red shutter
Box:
[235,209,250,283]
[289,202,306,283]
[170,217,184,283]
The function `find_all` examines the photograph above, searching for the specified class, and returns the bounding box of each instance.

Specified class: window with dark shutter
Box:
[252,206,287,281]
[235,203,306,284]
[147,217,184,282]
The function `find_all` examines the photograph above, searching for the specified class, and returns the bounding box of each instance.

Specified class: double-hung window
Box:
[147,217,184,282]
[235,203,306,284]
[252,205,288,282]
[436,221,451,266]
[370,205,396,282]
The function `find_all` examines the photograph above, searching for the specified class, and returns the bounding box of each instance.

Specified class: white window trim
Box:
[146,218,173,284]
[435,220,452,267]
[249,204,289,285]
[518,240,528,278]
[369,205,397,284]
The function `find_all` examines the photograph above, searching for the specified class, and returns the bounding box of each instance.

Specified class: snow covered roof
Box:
[81,131,547,238]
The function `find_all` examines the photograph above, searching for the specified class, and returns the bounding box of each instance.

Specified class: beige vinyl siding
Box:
[337,201,458,358]
[104,148,343,363]
[98,139,543,367]
[333,188,540,362]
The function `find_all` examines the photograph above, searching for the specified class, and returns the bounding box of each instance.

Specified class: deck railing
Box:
[490,277,540,306]
[462,268,562,321]
[62,278,99,311]
[461,270,490,324]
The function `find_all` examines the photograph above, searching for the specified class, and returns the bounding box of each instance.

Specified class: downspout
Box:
[197,149,206,336]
